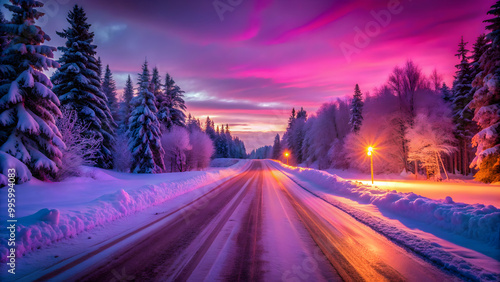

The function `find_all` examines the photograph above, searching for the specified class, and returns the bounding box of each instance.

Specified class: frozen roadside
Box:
[0,159,251,263]
[269,160,500,281]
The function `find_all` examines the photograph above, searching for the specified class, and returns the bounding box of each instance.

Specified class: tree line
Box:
[0,2,246,185]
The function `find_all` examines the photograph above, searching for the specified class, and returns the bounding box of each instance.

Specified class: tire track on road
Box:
[269,165,405,282]
[227,165,264,281]
[171,163,263,281]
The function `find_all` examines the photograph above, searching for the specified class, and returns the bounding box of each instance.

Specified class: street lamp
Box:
[367,146,374,184]
[284,152,290,165]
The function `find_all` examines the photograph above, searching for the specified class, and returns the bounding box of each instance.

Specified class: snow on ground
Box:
[270,161,500,280]
[0,160,250,262]
[272,161,500,249]
[326,168,500,207]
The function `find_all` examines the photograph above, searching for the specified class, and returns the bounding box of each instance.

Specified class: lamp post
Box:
[284,152,289,165]
[367,147,374,184]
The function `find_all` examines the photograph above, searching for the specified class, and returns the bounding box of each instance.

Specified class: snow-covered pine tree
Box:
[272,134,281,160]
[225,124,234,158]
[232,137,246,159]
[213,124,228,158]
[52,5,116,169]
[127,60,165,173]
[150,67,166,131]
[468,1,500,183]
[283,108,296,157]
[470,34,489,80]
[287,108,296,130]
[0,8,12,84]
[124,75,134,108]
[0,0,64,184]
[288,107,307,164]
[0,8,8,54]
[151,66,162,100]
[451,36,473,175]
[102,64,119,122]
[97,56,103,82]
[459,34,488,173]
[186,114,202,132]
[349,84,364,133]
[158,73,186,131]
[205,116,216,140]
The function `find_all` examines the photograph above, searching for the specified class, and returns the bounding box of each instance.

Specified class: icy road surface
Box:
[20,161,459,281]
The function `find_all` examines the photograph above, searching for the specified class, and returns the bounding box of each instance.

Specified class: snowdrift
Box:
[0,160,250,262]
[210,158,241,167]
[274,162,500,247]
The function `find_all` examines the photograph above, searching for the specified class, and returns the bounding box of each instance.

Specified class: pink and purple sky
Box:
[7,0,492,151]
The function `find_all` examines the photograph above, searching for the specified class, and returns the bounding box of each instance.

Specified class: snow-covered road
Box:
[11,160,469,281]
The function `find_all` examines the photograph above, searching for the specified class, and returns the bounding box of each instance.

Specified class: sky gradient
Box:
[2,0,492,151]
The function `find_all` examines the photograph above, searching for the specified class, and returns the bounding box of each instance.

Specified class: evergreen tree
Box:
[52,5,116,169]
[287,108,296,130]
[151,66,162,100]
[97,56,103,82]
[0,8,8,54]
[296,107,307,119]
[349,84,364,133]
[119,74,134,130]
[286,107,307,163]
[158,73,186,131]
[468,1,500,183]
[205,116,216,140]
[232,137,246,159]
[186,114,202,132]
[0,0,64,182]
[127,60,165,173]
[225,124,231,138]
[124,75,134,107]
[451,36,474,175]
[102,64,119,122]
[284,108,296,162]
[224,124,232,158]
[0,8,12,84]
[272,134,281,160]
[470,34,489,79]
[215,133,228,158]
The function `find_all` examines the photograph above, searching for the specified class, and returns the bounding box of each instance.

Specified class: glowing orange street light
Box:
[284,152,290,165]
[367,147,374,184]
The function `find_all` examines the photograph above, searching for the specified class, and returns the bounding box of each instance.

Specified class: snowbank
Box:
[273,162,500,247]
[210,158,241,167]
[0,160,250,262]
